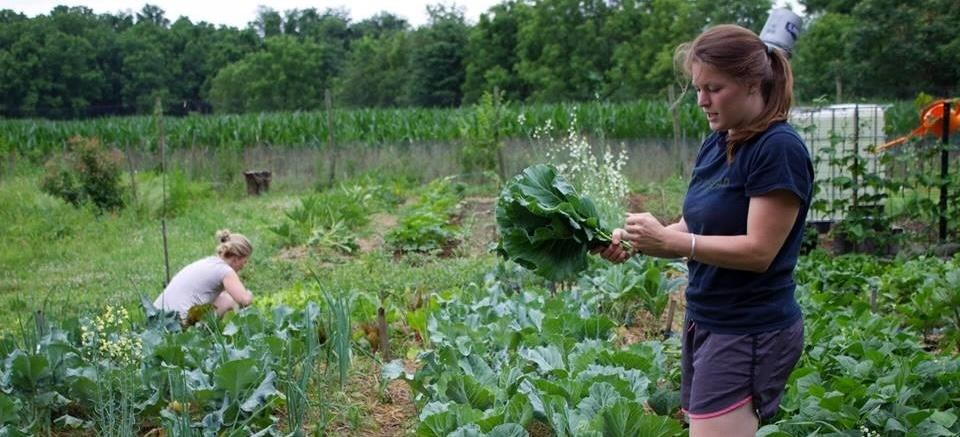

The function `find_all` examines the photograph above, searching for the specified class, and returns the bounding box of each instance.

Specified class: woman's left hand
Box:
[622,213,671,256]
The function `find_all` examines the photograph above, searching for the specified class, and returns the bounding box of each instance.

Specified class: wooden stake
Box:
[326,89,336,186]
[156,98,171,287]
[377,291,391,361]
[125,147,138,205]
[664,298,677,338]
[494,86,506,182]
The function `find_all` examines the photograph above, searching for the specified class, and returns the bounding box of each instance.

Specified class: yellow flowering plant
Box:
[80,304,143,366]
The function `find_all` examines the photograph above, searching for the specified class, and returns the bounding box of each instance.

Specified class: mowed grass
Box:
[0,167,499,333]
[0,169,294,329]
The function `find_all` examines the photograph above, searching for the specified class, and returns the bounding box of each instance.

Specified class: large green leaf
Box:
[530,378,588,404]
[214,358,260,397]
[520,345,566,375]
[487,424,528,437]
[459,355,497,387]
[596,402,684,437]
[756,425,792,437]
[445,374,495,411]
[510,165,570,212]
[646,389,681,416]
[0,425,30,437]
[576,366,651,403]
[503,394,534,427]
[418,404,484,437]
[576,382,621,422]
[419,411,458,437]
[498,227,586,282]
[0,395,20,425]
[542,394,574,437]
[240,371,278,413]
[496,164,619,281]
[449,424,485,437]
[542,314,615,341]
[7,352,49,392]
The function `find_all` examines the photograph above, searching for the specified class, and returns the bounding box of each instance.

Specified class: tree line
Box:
[1,0,957,119]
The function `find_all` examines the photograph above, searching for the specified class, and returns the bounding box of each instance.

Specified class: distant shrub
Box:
[460,90,503,178]
[131,169,212,218]
[41,136,125,212]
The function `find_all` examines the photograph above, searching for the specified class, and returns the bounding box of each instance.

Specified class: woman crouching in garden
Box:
[153,229,254,323]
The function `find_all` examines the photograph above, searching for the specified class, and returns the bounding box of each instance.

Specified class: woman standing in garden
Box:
[153,229,254,321]
[597,24,813,436]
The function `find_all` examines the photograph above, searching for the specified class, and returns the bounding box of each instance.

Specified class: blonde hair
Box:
[215,229,252,259]
[675,24,794,162]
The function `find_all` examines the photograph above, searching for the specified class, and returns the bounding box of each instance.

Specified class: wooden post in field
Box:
[494,86,506,183]
[34,309,47,337]
[668,85,682,173]
[377,291,391,361]
[664,298,677,338]
[835,77,842,104]
[125,148,138,205]
[326,89,337,186]
[939,101,951,243]
[5,150,15,180]
[155,98,171,287]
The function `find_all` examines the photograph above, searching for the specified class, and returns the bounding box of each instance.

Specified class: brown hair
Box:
[215,229,252,259]
[675,24,794,162]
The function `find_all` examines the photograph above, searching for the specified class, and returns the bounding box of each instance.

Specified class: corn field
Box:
[0,99,917,162]
[0,99,711,158]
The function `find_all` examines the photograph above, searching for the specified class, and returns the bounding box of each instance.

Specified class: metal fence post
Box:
[940,101,951,243]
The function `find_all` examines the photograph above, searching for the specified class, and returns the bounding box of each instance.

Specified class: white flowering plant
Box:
[522,109,631,228]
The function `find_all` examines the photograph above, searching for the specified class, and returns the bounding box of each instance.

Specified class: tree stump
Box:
[243,170,271,195]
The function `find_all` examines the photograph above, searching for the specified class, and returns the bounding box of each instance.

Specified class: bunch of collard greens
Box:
[496,164,624,281]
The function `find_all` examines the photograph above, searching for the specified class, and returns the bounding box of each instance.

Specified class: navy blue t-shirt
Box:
[682,121,813,334]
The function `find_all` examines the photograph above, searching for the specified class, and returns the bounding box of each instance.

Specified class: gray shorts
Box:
[680,316,803,421]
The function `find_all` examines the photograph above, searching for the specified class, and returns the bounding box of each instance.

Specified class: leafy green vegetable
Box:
[496,164,624,281]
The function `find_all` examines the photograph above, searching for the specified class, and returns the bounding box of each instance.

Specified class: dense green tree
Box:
[209,36,335,112]
[462,1,531,104]
[792,12,856,102]
[119,18,175,113]
[516,0,615,102]
[794,0,960,99]
[801,0,859,15]
[337,33,410,107]
[350,12,409,40]
[253,7,283,38]
[845,0,960,98]
[136,3,169,27]
[0,7,107,117]
[169,19,259,112]
[604,0,699,99]
[0,2,957,118]
[406,5,469,107]
[298,8,352,45]
[701,0,771,31]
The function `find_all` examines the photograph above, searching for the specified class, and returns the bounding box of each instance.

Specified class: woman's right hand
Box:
[593,228,631,263]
